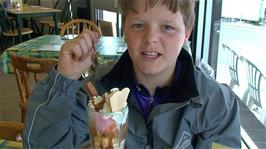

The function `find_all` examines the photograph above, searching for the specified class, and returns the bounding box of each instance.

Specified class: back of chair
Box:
[60,19,102,39]
[0,121,24,141]
[0,4,32,45]
[222,44,240,88]
[240,56,265,109]
[10,54,58,122]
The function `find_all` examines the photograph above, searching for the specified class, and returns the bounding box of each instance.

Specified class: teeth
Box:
[143,51,159,57]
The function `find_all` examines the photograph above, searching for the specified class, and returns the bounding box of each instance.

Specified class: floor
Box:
[0,63,21,122]
[0,58,41,122]
[0,33,40,122]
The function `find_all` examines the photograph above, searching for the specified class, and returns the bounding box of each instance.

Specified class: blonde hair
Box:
[119,0,196,31]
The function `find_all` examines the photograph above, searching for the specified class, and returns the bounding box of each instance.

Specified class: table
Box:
[5,5,61,41]
[0,139,22,149]
[1,35,127,74]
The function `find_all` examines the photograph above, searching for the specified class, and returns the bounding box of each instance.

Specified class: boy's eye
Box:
[163,25,174,31]
[132,23,143,29]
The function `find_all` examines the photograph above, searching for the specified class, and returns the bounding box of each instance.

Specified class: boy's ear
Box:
[185,30,192,41]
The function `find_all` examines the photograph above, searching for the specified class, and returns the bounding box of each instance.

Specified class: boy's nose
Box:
[144,27,158,43]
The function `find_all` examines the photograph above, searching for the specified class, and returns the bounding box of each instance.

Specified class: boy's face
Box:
[124,1,191,77]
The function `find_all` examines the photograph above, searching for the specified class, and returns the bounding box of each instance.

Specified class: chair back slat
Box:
[77,22,80,33]
[60,19,102,38]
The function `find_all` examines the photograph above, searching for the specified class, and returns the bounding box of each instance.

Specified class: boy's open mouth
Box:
[141,51,162,58]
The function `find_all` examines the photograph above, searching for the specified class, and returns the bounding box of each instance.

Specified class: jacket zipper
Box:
[146,96,154,114]
[146,96,154,148]
[146,99,192,148]
[149,97,154,105]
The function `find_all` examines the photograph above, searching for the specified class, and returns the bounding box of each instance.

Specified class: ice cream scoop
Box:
[86,81,130,112]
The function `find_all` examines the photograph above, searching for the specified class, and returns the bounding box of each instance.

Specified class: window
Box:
[102,10,118,36]
[216,0,266,128]
[195,0,266,148]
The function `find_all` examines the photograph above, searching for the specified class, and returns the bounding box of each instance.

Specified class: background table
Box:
[1,35,127,74]
[1,35,63,74]
[5,5,61,41]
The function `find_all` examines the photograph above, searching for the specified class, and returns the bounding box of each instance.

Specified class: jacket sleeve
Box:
[23,68,89,148]
[195,84,241,148]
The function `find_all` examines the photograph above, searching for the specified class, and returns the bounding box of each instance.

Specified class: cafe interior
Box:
[0,0,265,148]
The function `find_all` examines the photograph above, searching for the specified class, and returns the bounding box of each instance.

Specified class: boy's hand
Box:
[58,30,99,80]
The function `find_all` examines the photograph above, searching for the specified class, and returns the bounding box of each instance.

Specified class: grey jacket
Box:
[23,50,241,149]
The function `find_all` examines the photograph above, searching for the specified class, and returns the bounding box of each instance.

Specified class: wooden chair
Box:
[10,54,58,123]
[60,19,102,39]
[0,4,33,45]
[222,44,240,89]
[23,0,41,35]
[0,121,24,141]
[39,0,74,34]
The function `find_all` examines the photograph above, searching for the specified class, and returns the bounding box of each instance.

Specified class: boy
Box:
[23,0,241,148]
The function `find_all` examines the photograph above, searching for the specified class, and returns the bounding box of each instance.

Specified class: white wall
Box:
[221,0,263,21]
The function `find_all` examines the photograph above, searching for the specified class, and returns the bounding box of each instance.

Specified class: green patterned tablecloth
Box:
[1,35,64,74]
[1,35,127,74]
[0,139,22,149]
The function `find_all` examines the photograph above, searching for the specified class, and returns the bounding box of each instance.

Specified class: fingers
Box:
[58,30,100,80]
[74,35,90,61]
[88,31,100,47]
[62,30,99,61]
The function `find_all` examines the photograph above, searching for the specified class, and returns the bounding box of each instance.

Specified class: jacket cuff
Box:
[45,67,84,97]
